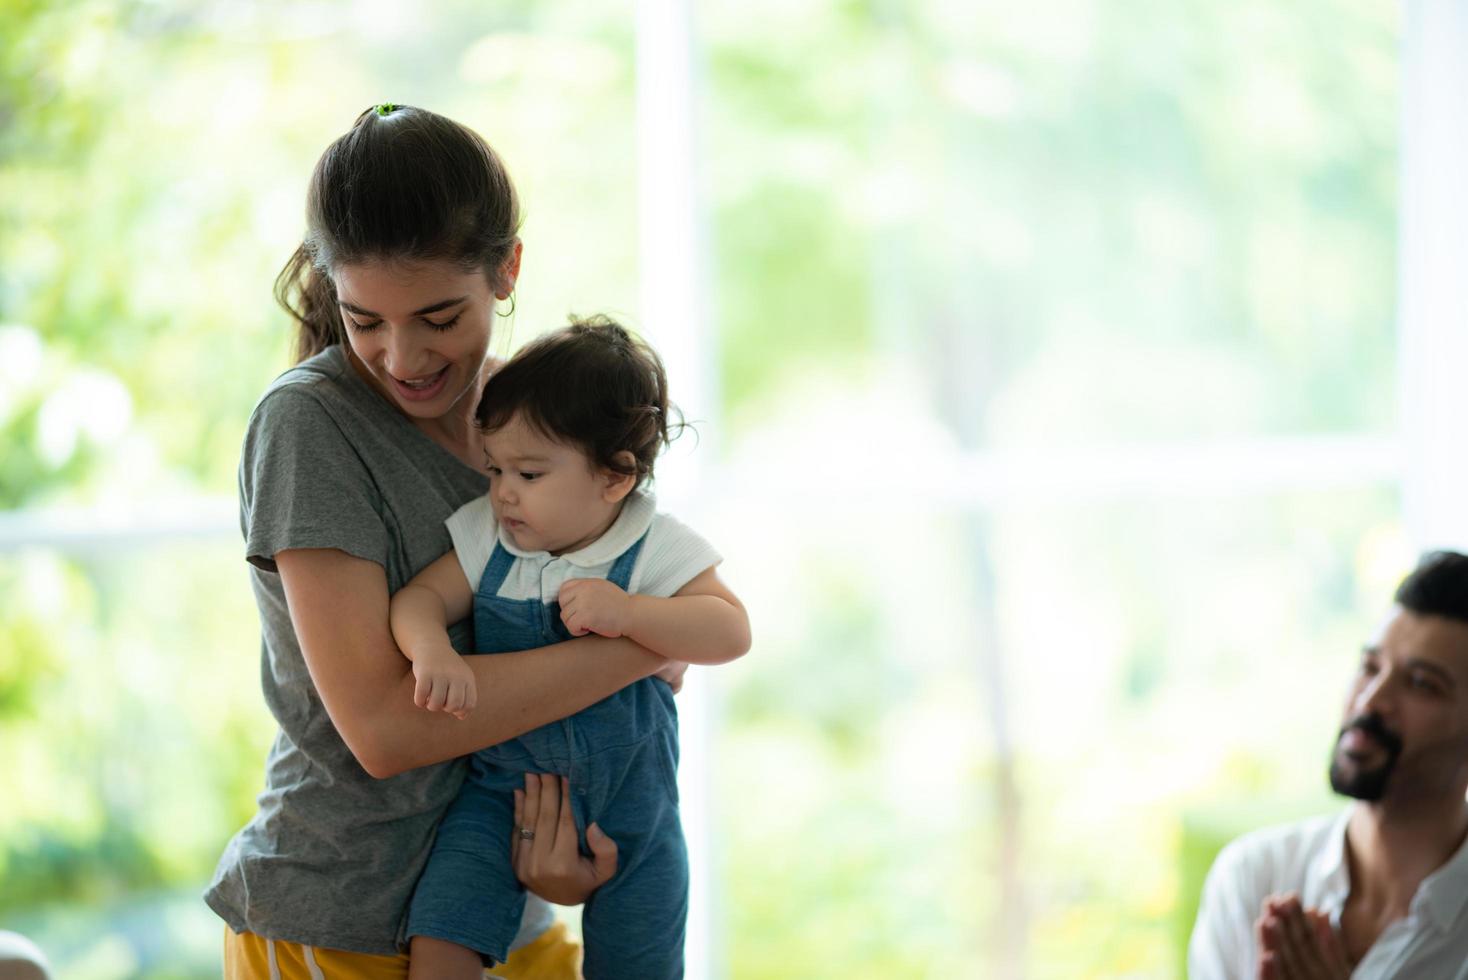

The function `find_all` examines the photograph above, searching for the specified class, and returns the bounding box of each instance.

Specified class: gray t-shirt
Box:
[205,345,553,955]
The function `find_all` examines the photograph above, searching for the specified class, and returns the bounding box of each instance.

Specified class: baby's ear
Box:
[601,452,638,502]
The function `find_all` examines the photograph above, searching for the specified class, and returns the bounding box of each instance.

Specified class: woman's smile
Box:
[388,364,451,402]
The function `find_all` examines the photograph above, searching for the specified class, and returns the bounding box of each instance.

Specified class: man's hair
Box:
[1395,550,1468,627]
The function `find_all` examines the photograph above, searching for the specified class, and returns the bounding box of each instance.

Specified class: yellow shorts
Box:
[222,921,583,980]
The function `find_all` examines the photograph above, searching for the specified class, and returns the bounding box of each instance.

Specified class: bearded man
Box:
[1189,551,1468,979]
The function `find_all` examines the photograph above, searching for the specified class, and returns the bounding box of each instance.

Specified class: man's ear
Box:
[601,452,638,503]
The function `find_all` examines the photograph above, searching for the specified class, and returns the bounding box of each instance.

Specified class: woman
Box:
[206,104,684,979]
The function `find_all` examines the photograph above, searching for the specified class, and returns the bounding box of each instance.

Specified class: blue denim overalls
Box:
[406,532,687,980]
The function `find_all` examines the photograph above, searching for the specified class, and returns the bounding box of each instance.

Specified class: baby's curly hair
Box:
[475,315,681,487]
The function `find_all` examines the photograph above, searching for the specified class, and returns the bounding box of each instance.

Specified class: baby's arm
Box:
[558,567,750,665]
[389,552,478,718]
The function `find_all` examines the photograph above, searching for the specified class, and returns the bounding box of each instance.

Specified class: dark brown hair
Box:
[1396,551,1468,627]
[275,104,522,363]
[476,315,681,487]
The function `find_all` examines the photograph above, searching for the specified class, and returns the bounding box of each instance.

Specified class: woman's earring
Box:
[496,292,516,318]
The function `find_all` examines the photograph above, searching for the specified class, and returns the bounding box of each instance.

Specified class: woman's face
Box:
[332,256,512,422]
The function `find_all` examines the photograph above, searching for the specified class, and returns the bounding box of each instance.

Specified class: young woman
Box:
[206,104,685,980]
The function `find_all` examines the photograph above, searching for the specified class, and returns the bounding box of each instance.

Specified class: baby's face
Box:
[482,414,624,555]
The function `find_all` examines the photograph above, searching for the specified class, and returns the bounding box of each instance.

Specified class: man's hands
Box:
[1255,894,1351,980]
[558,578,634,638]
[410,648,477,720]
[511,773,619,905]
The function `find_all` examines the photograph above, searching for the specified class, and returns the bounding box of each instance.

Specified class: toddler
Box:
[389,316,750,980]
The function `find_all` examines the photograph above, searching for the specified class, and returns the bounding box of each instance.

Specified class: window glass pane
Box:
[1,540,265,975]
[711,486,1402,975]
[706,0,1399,446]
[702,0,1402,974]
[1,0,637,510]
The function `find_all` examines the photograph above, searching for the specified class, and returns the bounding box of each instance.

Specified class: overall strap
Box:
[479,541,518,596]
[606,532,649,592]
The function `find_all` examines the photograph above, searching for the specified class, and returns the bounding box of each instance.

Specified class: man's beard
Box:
[1329,713,1405,801]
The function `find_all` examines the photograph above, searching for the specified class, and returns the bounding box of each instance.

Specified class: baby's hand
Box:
[558,578,633,638]
[412,649,477,720]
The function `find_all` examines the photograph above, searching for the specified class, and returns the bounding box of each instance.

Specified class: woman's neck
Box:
[410,397,477,456]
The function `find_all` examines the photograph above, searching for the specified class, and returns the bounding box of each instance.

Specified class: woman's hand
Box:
[511,773,618,905]
[652,658,689,694]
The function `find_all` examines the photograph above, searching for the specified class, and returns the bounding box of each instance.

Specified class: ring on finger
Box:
[518,827,536,841]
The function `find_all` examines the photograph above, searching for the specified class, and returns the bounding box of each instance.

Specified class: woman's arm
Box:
[277,546,668,779]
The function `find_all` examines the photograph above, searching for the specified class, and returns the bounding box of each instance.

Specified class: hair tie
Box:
[375,103,397,117]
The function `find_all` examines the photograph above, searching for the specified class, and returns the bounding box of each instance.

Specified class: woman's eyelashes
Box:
[345,313,462,332]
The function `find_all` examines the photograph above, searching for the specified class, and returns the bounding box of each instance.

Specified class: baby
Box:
[389,316,750,980]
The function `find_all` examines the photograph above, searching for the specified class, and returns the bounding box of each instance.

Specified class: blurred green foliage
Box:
[2,0,1399,977]
[706,0,1397,446]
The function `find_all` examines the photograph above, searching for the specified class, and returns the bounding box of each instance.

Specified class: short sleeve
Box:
[444,495,498,589]
[630,513,722,598]
[239,384,389,573]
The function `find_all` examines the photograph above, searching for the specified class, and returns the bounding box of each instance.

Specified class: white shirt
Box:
[445,487,721,603]
[1189,806,1468,979]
